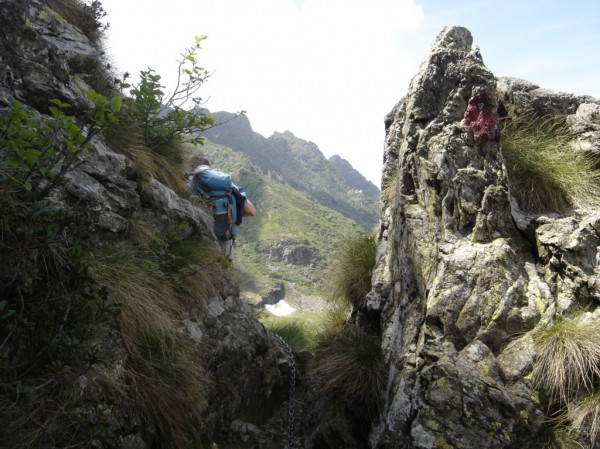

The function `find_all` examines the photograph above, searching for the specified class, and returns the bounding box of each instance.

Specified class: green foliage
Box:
[106,38,222,194]
[0,92,120,198]
[124,36,214,151]
[329,232,377,310]
[258,310,330,350]
[0,95,121,446]
[501,115,600,213]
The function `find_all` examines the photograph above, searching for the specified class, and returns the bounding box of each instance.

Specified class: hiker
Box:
[187,155,256,260]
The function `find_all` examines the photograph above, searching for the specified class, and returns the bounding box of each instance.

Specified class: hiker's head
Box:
[190,155,211,169]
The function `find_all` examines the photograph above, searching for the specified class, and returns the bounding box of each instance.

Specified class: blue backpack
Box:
[188,169,244,240]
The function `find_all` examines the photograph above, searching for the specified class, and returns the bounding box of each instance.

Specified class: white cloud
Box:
[98,0,600,186]
[100,0,424,185]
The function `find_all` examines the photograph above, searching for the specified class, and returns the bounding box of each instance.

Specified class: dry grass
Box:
[501,115,600,213]
[124,210,166,249]
[533,425,585,449]
[105,116,189,195]
[380,171,399,207]
[87,242,212,448]
[560,389,600,446]
[532,314,600,403]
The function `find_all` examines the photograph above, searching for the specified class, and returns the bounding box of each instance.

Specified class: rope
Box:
[273,333,296,449]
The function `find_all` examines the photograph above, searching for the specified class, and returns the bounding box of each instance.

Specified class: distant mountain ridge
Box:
[328,154,380,200]
[202,111,379,227]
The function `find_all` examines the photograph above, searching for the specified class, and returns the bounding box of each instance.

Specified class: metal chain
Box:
[273,333,296,449]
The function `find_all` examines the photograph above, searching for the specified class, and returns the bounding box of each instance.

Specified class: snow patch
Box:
[265,300,296,316]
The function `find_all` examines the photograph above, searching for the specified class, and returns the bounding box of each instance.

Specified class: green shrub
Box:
[501,115,600,213]
[106,38,218,194]
[329,232,377,309]
[0,92,120,199]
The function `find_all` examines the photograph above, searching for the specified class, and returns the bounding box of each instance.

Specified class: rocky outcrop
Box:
[260,238,323,267]
[366,25,600,449]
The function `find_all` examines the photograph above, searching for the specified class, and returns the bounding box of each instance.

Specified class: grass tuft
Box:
[329,232,377,310]
[533,425,585,449]
[501,115,600,213]
[87,241,212,448]
[380,171,398,207]
[560,388,600,446]
[532,314,600,403]
[310,327,384,419]
[105,114,189,195]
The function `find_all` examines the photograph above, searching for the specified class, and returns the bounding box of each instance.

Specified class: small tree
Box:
[125,35,215,150]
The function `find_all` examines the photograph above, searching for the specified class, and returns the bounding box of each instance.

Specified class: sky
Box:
[99,0,600,187]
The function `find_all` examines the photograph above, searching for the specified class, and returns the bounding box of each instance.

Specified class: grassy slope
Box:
[196,141,365,306]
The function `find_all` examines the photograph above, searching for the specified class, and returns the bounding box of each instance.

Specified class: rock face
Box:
[367,26,600,448]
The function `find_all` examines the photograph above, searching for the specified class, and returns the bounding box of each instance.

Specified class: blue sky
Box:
[99,0,600,186]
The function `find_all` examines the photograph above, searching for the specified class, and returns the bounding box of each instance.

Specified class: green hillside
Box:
[195,141,366,309]
[202,112,379,228]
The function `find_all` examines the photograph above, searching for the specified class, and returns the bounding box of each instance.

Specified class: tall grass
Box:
[501,115,600,213]
[380,171,398,207]
[561,389,600,446]
[532,314,600,403]
[87,241,212,448]
[329,232,377,310]
[105,120,189,195]
[532,313,600,447]
[310,327,384,420]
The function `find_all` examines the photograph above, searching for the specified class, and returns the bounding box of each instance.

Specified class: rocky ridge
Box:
[365,25,600,449]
